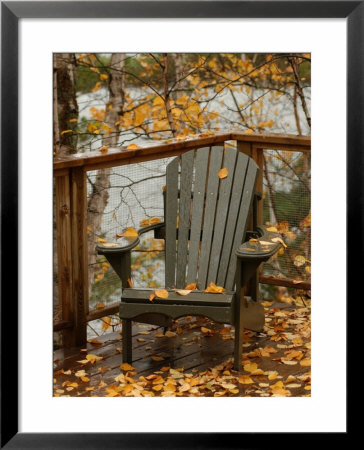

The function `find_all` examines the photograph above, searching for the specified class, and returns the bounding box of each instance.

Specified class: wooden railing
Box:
[53,131,311,347]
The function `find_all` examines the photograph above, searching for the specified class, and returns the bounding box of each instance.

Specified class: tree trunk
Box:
[87,53,126,296]
[53,53,78,153]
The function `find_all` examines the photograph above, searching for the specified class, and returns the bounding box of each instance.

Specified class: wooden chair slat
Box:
[225,158,258,289]
[122,288,234,306]
[216,152,249,286]
[186,147,210,284]
[176,151,195,288]
[196,146,224,289]
[207,147,238,285]
[165,157,179,287]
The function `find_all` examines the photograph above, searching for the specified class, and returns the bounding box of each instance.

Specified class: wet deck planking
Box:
[53,302,311,397]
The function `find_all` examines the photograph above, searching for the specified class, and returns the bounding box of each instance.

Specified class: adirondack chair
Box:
[97,145,282,370]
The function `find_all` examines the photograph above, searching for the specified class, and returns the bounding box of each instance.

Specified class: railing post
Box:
[54,172,74,346]
[55,167,89,347]
[70,166,89,346]
[252,145,264,225]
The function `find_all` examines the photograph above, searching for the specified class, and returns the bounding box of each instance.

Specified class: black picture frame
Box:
[1,1,357,448]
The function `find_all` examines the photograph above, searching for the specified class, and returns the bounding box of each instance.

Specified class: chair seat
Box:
[122,288,235,307]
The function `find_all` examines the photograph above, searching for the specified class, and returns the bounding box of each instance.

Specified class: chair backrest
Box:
[164,145,258,290]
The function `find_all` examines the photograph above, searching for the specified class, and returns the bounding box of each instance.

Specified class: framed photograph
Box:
[2,1,358,447]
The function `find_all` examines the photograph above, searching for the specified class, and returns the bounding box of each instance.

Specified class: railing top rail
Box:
[53,131,311,173]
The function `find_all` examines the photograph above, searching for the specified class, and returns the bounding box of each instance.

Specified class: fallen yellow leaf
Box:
[243,363,258,373]
[118,227,138,238]
[75,370,86,378]
[271,237,287,248]
[122,384,133,394]
[300,358,311,367]
[218,167,228,179]
[175,289,192,296]
[250,369,265,376]
[294,255,306,267]
[164,383,176,392]
[105,385,121,397]
[266,226,278,232]
[165,331,177,338]
[229,389,240,395]
[204,282,226,293]
[184,283,197,290]
[142,390,155,397]
[214,390,227,397]
[140,218,151,227]
[154,289,169,299]
[238,375,254,385]
[126,144,140,150]
[270,381,284,390]
[201,327,214,336]
[88,338,103,345]
[99,145,108,154]
[86,353,103,364]
[199,130,215,137]
[120,363,135,371]
[77,359,89,364]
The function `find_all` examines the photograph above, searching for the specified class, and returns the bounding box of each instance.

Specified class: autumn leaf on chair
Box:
[218,167,228,179]
[154,289,169,299]
[204,282,226,293]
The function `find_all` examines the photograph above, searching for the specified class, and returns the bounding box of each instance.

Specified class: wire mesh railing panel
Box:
[87,158,171,314]
[261,149,311,287]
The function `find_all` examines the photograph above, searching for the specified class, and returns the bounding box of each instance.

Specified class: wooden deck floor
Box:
[53,301,311,397]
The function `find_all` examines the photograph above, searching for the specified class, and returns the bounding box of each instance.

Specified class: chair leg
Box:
[233,298,244,371]
[122,319,132,363]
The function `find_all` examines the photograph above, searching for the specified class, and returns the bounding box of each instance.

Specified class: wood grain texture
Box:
[55,174,73,346]
[54,131,310,172]
[207,147,238,284]
[176,151,194,287]
[225,159,258,289]
[186,147,209,284]
[165,157,179,287]
[197,146,224,288]
[216,152,249,286]
[70,167,89,346]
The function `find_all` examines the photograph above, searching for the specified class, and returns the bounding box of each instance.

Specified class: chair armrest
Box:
[96,222,165,255]
[236,225,283,263]
[96,222,165,284]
